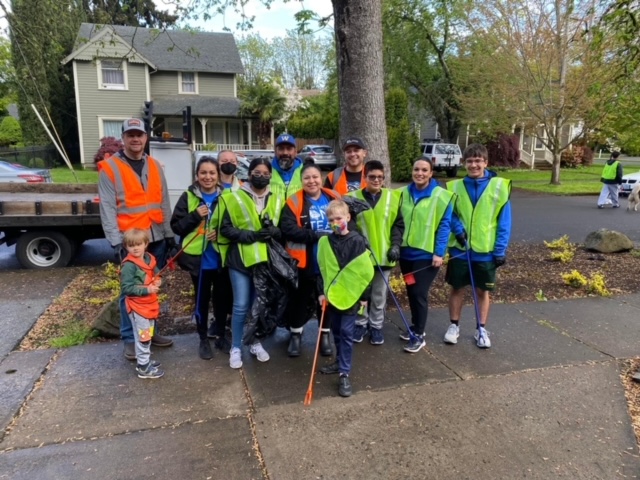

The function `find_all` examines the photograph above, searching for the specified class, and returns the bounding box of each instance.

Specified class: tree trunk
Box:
[551,150,561,184]
[333,0,390,182]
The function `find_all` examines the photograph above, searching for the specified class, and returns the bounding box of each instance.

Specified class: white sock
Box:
[290,327,303,334]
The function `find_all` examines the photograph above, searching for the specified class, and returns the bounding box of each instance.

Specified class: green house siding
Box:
[198,73,234,97]
[150,71,179,96]
[76,60,147,166]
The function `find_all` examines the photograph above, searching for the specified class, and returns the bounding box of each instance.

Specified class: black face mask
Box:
[250,175,270,189]
[220,163,237,175]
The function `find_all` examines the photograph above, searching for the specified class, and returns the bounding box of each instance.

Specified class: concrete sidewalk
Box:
[1,295,639,479]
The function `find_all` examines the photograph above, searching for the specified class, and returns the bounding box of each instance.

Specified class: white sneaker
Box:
[444,324,460,344]
[474,327,491,348]
[229,347,242,369]
[250,342,270,362]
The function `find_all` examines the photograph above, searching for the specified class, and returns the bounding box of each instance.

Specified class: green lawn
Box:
[495,165,617,195]
[50,167,99,183]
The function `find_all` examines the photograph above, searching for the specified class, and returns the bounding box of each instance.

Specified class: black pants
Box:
[190,268,232,340]
[399,259,440,336]
[283,272,327,329]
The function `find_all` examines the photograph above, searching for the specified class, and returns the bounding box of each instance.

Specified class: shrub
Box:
[560,145,594,168]
[386,88,420,182]
[94,137,123,166]
[562,270,588,288]
[28,157,45,168]
[486,134,520,167]
[0,116,23,146]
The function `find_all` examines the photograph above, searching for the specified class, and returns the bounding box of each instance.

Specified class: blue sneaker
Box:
[353,325,367,343]
[136,364,164,379]
[403,335,426,353]
[369,328,384,345]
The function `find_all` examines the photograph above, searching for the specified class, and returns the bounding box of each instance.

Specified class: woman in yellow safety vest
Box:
[170,156,231,361]
[397,158,455,353]
[216,157,284,370]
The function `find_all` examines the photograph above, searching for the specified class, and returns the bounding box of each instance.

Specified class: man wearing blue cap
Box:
[270,133,304,201]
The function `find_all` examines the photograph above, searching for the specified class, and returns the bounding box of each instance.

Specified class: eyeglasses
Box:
[465,159,485,165]
[367,175,384,181]
[251,173,271,178]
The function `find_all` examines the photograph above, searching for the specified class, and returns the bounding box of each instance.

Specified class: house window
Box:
[180,72,197,94]
[229,122,241,144]
[165,119,184,139]
[534,127,546,150]
[208,121,225,144]
[102,119,125,139]
[100,60,126,89]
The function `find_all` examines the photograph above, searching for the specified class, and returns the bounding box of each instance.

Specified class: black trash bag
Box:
[267,239,298,290]
[342,195,371,216]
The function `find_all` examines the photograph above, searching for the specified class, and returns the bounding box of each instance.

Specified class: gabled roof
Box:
[65,23,244,75]
[152,95,242,117]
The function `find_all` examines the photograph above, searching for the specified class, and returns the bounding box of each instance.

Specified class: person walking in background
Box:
[445,143,511,349]
[98,118,175,361]
[324,137,368,194]
[270,134,304,201]
[597,151,623,208]
[397,159,455,353]
[348,160,404,346]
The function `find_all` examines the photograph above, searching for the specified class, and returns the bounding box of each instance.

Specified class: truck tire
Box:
[446,166,458,178]
[15,231,74,269]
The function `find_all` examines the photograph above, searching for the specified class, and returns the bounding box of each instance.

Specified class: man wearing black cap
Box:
[324,137,368,195]
[99,118,175,360]
[270,133,304,201]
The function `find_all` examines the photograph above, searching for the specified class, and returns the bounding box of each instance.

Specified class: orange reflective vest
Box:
[285,188,340,269]
[123,253,160,319]
[100,154,165,233]
[326,167,368,195]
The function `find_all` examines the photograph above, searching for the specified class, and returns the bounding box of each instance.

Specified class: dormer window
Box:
[180,72,197,94]
[99,59,127,90]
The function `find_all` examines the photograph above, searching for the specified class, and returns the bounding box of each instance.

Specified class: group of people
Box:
[99,118,512,398]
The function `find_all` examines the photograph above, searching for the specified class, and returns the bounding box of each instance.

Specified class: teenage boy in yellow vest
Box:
[348,160,404,345]
[270,134,304,201]
[597,151,623,208]
[445,143,511,349]
[317,200,373,397]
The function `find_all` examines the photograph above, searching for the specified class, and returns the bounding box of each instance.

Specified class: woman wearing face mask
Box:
[171,156,231,360]
[218,150,242,192]
[280,160,341,357]
[215,157,284,369]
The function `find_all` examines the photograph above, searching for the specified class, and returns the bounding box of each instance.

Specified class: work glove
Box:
[494,256,506,267]
[265,226,281,241]
[455,232,467,247]
[113,244,127,264]
[387,245,401,262]
[166,237,179,258]
[256,228,272,242]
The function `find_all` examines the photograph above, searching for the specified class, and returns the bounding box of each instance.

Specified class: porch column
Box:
[246,120,252,148]
[270,126,275,149]
[198,118,208,147]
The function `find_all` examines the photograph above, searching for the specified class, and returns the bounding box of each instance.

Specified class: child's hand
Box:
[432,255,443,268]
[153,277,162,287]
[147,284,160,294]
[318,295,326,305]
[196,205,209,218]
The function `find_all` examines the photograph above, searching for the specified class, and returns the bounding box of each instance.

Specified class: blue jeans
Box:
[120,239,167,343]
[328,307,356,375]
[229,268,255,349]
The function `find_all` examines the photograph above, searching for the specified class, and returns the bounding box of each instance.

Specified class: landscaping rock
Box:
[585,229,633,253]
[91,300,120,338]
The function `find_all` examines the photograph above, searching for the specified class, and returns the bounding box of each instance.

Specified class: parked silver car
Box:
[298,145,337,170]
[0,160,52,183]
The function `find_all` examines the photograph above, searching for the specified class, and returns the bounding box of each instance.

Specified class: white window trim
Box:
[534,127,547,151]
[179,71,198,94]
[98,116,129,141]
[97,59,128,91]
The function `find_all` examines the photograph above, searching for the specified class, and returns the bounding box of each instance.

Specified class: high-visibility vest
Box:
[221,176,242,195]
[602,161,619,181]
[446,178,511,253]
[270,165,303,200]
[181,190,217,255]
[122,253,160,320]
[349,188,401,267]
[285,188,341,268]
[326,167,368,195]
[400,186,455,253]
[317,236,374,310]
[218,190,284,268]
[100,153,165,233]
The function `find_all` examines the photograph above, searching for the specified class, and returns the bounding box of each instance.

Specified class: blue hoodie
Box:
[400,178,454,261]
[449,170,511,262]
[271,157,303,184]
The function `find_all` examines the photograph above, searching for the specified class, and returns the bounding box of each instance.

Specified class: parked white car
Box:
[619,171,640,197]
[420,142,462,177]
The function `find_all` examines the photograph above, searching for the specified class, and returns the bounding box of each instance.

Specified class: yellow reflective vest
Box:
[270,165,303,201]
[400,186,455,253]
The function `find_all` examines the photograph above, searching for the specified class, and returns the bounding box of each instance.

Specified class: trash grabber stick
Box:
[193,212,212,331]
[304,299,327,406]
[367,247,419,343]
[464,240,483,333]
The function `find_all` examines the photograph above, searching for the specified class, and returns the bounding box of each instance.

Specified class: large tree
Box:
[83,0,178,28]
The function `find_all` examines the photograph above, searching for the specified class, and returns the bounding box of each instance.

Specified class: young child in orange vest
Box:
[120,228,164,379]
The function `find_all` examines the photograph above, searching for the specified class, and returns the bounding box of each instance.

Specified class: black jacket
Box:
[316,230,372,315]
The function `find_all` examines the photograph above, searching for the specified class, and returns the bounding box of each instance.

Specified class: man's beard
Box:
[278,156,294,169]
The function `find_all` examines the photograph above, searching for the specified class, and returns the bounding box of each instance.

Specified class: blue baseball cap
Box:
[275,133,296,147]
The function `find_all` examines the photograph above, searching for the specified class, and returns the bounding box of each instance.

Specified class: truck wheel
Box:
[15,231,73,269]
[446,166,458,178]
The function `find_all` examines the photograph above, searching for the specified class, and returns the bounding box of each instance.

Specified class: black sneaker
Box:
[214,336,231,354]
[199,339,213,360]
[399,328,415,342]
[207,323,220,339]
[338,375,352,397]
[319,361,339,374]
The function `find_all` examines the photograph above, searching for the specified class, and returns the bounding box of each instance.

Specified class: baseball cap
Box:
[122,118,146,134]
[275,133,296,147]
[342,136,366,150]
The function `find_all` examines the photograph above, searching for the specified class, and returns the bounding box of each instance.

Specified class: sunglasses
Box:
[367,175,384,181]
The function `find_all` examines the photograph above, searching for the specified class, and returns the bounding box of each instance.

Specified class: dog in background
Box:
[627,183,640,211]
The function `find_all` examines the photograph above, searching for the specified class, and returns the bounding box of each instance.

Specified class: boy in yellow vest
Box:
[317,200,374,397]
[445,144,511,349]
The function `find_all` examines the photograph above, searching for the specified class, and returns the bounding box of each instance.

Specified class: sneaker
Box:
[207,323,220,339]
[399,328,415,341]
[403,334,426,353]
[229,347,242,369]
[613,205,620,209]
[214,336,232,354]
[475,326,491,348]
[199,339,213,360]
[123,342,136,361]
[150,360,161,368]
[353,325,367,343]
[369,328,384,345]
[319,361,340,375]
[338,375,352,397]
[444,324,460,344]
[136,364,164,379]
[250,342,270,362]
[597,205,604,209]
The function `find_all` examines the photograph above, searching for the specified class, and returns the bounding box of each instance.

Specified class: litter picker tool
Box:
[304,299,327,406]
[464,240,484,338]
[154,219,206,279]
